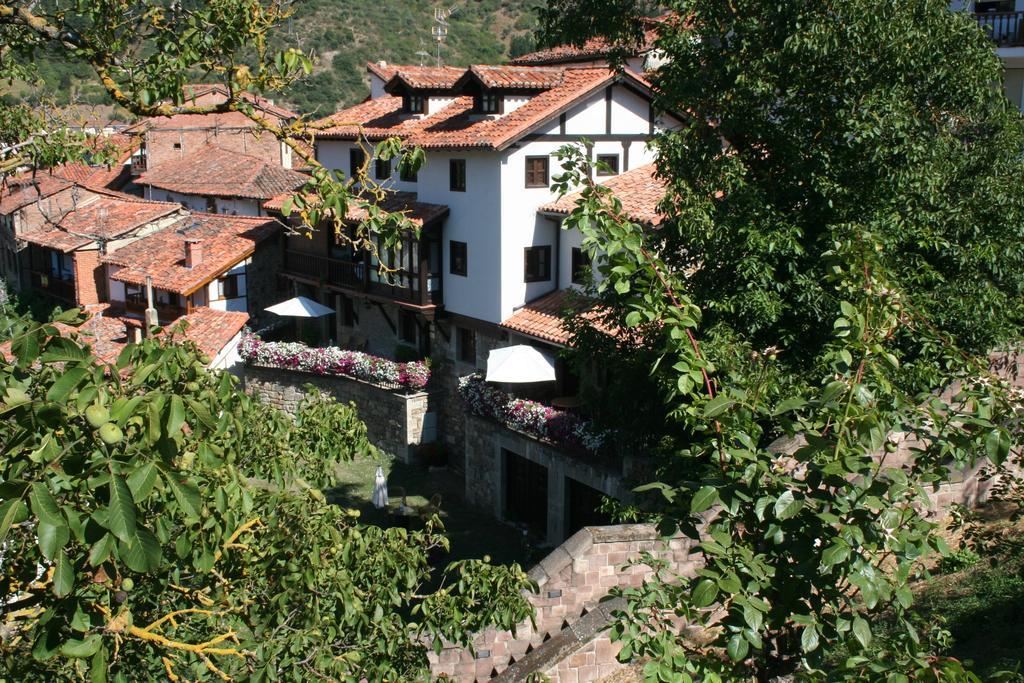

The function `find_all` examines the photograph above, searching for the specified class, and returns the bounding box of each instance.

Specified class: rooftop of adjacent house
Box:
[1,305,249,367]
[136,144,310,200]
[17,189,182,252]
[263,189,449,228]
[316,66,652,150]
[103,212,279,295]
[0,171,74,215]
[539,163,666,226]
[123,84,298,134]
[509,14,670,66]
[501,288,610,346]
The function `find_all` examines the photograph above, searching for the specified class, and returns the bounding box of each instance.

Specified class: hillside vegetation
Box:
[4,0,542,118]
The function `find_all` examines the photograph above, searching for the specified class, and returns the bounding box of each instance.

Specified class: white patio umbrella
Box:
[264,296,334,318]
[485,345,557,383]
[371,466,389,509]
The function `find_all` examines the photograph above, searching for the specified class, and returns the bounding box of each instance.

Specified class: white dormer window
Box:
[479,92,502,115]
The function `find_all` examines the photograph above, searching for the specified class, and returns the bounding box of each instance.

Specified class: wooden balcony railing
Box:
[124,297,187,323]
[28,270,76,304]
[283,250,442,308]
[974,11,1024,47]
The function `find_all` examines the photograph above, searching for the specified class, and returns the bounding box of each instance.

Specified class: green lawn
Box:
[325,456,540,569]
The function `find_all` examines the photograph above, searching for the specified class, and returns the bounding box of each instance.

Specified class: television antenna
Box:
[431,5,459,66]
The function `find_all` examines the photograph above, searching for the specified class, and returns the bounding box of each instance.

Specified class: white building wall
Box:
[144,187,262,216]
[206,258,249,313]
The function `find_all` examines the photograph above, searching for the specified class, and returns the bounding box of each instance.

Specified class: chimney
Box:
[184,238,203,269]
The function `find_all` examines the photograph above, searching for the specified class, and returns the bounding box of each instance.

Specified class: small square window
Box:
[525,156,549,188]
[375,158,392,180]
[479,92,502,114]
[205,196,217,213]
[350,148,366,179]
[399,310,417,344]
[524,246,551,283]
[450,159,467,192]
[406,94,425,113]
[450,240,468,277]
[173,142,182,150]
[571,247,590,285]
[596,154,620,176]
[457,327,476,364]
[218,274,239,299]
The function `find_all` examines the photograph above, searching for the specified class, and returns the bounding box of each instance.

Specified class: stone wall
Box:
[242,365,435,462]
[245,237,285,332]
[428,524,700,682]
[464,413,639,545]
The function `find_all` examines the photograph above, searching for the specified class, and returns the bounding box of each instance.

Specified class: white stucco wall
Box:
[144,187,262,216]
[205,258,249,313]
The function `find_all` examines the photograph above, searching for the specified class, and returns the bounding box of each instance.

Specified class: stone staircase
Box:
[428,524,700,682]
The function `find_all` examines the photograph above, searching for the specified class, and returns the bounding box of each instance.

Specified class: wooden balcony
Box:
[124,296,187,323]
[282,250,442,309]
[974,11,1024,47]
[27,270,76,304]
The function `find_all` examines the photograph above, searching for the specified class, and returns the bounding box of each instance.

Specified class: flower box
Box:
[239,333,430,392]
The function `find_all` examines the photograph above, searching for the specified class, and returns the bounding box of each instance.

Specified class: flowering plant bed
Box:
[458,373,607,452]
[239,333,430,391]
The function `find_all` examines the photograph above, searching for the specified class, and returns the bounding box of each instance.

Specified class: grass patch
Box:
[325,455,539,569]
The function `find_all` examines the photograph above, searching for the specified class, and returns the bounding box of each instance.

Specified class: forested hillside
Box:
[3,0,542,118]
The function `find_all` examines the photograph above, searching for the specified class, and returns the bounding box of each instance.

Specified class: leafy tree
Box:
[541,0,1024,679]
[0,320,533,680]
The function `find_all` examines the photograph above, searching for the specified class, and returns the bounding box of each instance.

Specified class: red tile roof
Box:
[464,65,566,89]
[68,307,248,365]
[263,190,448,228]
[0,172,73,215]
[136,144,309,199]
[385,66,466,91]
[181,84,298,120]
[509,14,670,66]
[18,192,182,252]
[366,61,398,82]
[123,85,297,134]
[316,67,648,150]
[501,289,609,346]
[539,163,666,226]
[104,213,279,294]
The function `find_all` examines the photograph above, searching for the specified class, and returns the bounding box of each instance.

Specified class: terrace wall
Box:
[241,365,436,462]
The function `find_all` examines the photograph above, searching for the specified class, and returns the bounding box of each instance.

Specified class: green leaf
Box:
[773,491,802,520]
[691,579,719,608]
[0,498,28,545]
[44,367,89,403]
[852,616,872,649]
[120,525,162,573]
[127,463,158,502]
[88,533,116,567]
[53,550,74,597]
[91,646,108,683]
[690,485,718,514]
[821,541,850,568]
[167,395,186,436]
[703,395,735,418]
[61,634,103,658]
[163,471,202,521]
[772,397,806,416]
[985,428,1011,465]
[106,476,137,544]
[38,519,70,560]
[801,624,820,653]
[727,634,749,662]
[29,482,64,528]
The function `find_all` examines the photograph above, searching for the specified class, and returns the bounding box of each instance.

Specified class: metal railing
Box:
[974,11,1024,47]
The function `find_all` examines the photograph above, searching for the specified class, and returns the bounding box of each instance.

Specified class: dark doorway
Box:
[503,450,548,538]
[566,477,614,537]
